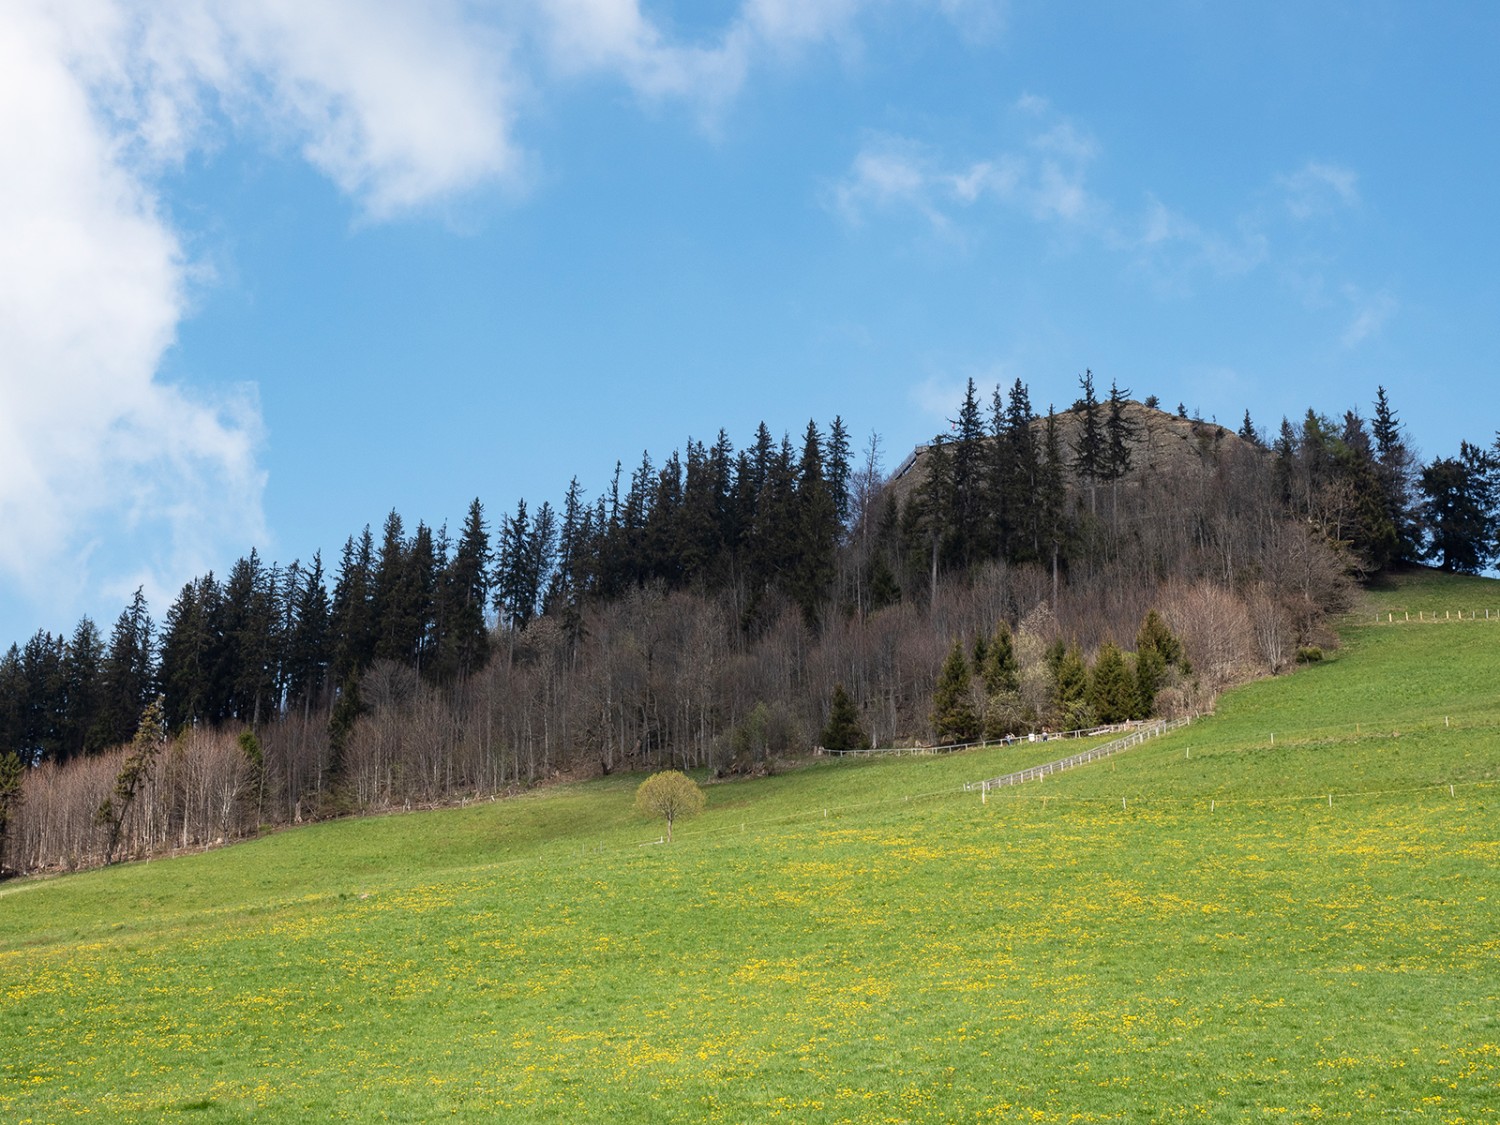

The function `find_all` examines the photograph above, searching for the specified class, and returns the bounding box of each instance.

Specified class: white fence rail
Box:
[963,717,1191,793]
[1368,609,1499,623]
[821,721,1146,759]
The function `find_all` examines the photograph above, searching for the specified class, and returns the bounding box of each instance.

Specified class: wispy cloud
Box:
[1277,160,1360,221]
[831,97,1100,231]
[1341,287,1397,348]
[911,375,968,424]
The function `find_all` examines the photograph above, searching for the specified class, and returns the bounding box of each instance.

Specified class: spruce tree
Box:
[826,415,854,533]
[931,641,980,744]
[331,527,376,681]
[791,420,838,624]
[1051,645,1093,731]
[820,683,869,751]
[1372,386,1421,564]
[98,588,155,748]
[909,436,955,606]
[1072,370,1104,515]
[1420,442,1499,573]
[985,384,1012,559]
[980,620,1025,739]
[61,617,105,758]
[0,749,23,873]
[436,499,491,680]
[286,552,332,707]
[1005,379,1040,561]
[1134,608,1188,718]
[1239,409,1262,447]
[980,621,1020,696]
[1088,642,1136,724]
[1040,407,1069,604]
[950,378,988,564]
[0,646,23,762]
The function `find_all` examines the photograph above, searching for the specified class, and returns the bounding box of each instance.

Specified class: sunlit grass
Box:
[2,570,1498,1122]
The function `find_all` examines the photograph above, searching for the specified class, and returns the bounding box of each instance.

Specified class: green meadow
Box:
[3,571,1498,1122]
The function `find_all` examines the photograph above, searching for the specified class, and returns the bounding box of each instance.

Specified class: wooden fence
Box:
[963,717,1192,793]
[1368,609,1499,623]
[820,721,1149,759]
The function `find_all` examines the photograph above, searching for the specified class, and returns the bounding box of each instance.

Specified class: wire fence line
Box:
[1363,609,1500,624]
[963,718,1192,794]
[819,720,1154,759]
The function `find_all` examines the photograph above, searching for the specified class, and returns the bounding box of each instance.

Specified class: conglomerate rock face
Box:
[888,399,1262,507]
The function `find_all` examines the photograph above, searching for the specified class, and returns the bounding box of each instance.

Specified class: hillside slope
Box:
[1,572,1497,1122]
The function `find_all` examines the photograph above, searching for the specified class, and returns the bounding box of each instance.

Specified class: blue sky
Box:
[2,1,1497,643]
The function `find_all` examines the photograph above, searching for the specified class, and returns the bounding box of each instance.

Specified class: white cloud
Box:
[1278,160,1359,221]
[832,100,1100,231]
[1341,288,1396,348]
[1,0,530,628]
[535,0,998,112]
[911,375,968,424]
[0,1,266,620]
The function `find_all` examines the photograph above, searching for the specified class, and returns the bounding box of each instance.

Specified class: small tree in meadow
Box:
[634,770,705,843]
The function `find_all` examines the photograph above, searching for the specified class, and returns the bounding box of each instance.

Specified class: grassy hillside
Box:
[2,571,1498,1122]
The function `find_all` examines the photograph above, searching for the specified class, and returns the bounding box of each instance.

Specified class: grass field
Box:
[2,570,1498,1122]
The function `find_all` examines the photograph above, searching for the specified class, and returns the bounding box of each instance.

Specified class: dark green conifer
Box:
[820,683,869,752]
[1051,645,1093,730]
[931,641,980,745]
[1089,642,1136,724]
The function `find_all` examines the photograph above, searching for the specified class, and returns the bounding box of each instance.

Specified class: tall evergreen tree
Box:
[1040,407,1069,604]
[1051,645,1092,731]
[985,384,1012,559]
[1420,441,1499,573]
[820,683,869,752]
[1239,409,1263,447]
[1005,380,1041,561]
[826,416,854,534]
[1071,370,1104,515]
[19,631,65,764]
[1372,386,1421,564]
[495,499,535,633]
[1336,411,1399,572]
[222,550,281,724]
[436,499,491,680]
[1134,608,1187,718]
[61,616,105,759]
[790,420,838,624]
[98,588,155,748]
[931,641,980,744]
[331,527,377,681]
[286,552,332,707]
[906,436,955,608]
[0,748,24,871]
[950,378,988,564]
[980,620,1020,696]
[1103,380,1137,482]
[159,574,224,730]
[1088,642,1136,724]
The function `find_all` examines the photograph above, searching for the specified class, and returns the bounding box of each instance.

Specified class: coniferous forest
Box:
[1,379,1497,876]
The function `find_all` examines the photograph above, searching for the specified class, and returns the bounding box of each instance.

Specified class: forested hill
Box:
[1,376,1497,876]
